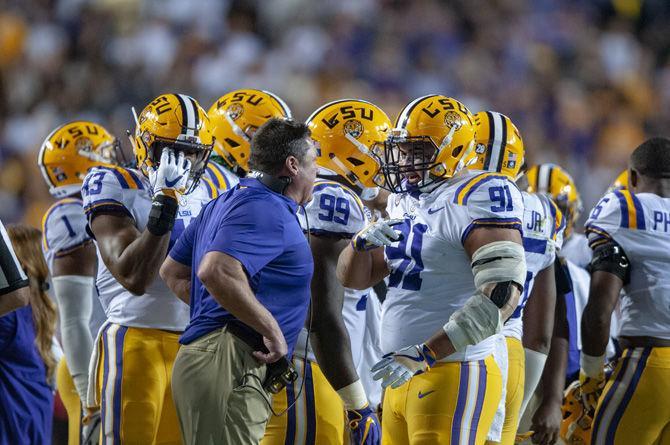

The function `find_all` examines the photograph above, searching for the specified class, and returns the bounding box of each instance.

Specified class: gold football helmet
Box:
[560,380,593,445]
[526,163,583,237]
[131,93,213,192]
[469,111,524,179]
[208,89,292,174]
[377,95,476,192]
[306,99,391,189]
[609,169,629,192]
[38,121,120,198]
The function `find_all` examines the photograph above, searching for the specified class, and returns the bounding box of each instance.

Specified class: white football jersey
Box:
[82,165,217,331]
[561,232,591,269]
[203,161,239,192]
[295,179,382,400]
[383,171,525,362]
[586,189,670,340]
[503,192,564,340]
[42,197,107,333]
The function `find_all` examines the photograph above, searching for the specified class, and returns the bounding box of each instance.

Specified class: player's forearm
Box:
[581,300,612,357]
[337,245,388,290]
[522,265,556,354]
[111,230,170,295]
[539,335,568,403]
[200,265,281,340]
[310,315,359,390]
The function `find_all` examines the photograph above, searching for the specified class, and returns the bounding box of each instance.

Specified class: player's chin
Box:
[404,172,422,185]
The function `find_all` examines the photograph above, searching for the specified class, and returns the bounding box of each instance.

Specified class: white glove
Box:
[149,148,192,197]
[370,344,436,389]
[352,218,404,251]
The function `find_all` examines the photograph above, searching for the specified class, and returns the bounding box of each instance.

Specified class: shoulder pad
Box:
[455,174,524,236]
[585,191,646,248]
[42,198,90,255]
[299,180,367,238]
[82,166,140,219]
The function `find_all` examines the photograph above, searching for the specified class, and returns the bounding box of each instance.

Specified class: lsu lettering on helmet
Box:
[377,95,476,193]
[608,169,629,192]
[208,89,292,174]
[526,163,583,237]
[131,93,213,193]
[306,99,391,190]
[560,380,593,445]
[470,111,524,179]
[38,121,120,198]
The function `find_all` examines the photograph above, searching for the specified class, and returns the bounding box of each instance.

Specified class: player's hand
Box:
[347,404,381,445]
[578,371,605,412]
[371,343,436,389]
[530,399,561,445]
[82,409,101,445]
[149,148,192,198]
[253,329,288,364]
[352,218,404,251]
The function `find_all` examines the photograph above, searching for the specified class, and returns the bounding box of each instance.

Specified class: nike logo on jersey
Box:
[418,390,435,399]
[165,176,184,187]
[427,206,445,215]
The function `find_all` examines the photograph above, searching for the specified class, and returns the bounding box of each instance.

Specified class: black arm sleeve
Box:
[589,240,631,285]
[554,256,572,296]
[0,221,29,296]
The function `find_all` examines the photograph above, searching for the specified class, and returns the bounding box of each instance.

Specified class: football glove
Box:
[347,404,381,445]
[82,409,101,445]
[371,343,436,389]
[578,371,605,412]
[352,218,404,251]
[149,148,192,198]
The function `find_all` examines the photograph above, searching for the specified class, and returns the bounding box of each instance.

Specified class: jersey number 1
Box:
[386,222,427,291]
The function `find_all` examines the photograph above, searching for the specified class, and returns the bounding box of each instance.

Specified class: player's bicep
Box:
[309,236,348,319]
[90,213,141,267]
[463,226,523,259]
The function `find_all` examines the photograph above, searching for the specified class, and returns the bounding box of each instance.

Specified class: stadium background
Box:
[1,0,669,229]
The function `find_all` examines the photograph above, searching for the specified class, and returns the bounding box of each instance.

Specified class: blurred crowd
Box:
[1,0,669,226]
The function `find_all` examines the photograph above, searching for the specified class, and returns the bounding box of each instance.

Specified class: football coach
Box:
[160,118,317,444]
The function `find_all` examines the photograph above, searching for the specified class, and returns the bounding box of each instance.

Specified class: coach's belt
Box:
[225,321,266,352]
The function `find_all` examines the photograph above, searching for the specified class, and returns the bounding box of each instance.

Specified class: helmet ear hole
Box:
[347,157,365,167]
[451,145,463,157]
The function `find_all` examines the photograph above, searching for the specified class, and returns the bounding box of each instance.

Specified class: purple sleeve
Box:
[169,217,198,266]
[208,198,285,277]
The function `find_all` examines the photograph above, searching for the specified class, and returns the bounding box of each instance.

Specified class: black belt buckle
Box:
[263,356,298,394]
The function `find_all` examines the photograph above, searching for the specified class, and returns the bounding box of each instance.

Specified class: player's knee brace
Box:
[443,241,526,352]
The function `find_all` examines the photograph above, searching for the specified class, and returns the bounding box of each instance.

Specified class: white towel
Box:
[487,334,509,442]
[86,321,110,408]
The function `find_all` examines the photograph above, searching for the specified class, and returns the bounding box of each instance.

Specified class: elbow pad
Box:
[589,241,630,285]
[443,241,526,352]
[471,240,527,305]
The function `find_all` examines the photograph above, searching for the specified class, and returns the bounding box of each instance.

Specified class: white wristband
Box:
[336,379,368,410]
[580,352,606,378]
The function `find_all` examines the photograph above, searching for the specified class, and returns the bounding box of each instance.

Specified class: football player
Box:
[337,95,527,445]
[38,121,123,444]
[83,93,217,444]
[527,164,588,269]
[582,137,670,445]
[608,169,629,193]
[261,99,389,445]
[468,111,565,445]
[205,89,292,191]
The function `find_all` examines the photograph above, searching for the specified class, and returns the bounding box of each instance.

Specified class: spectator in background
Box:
[160,118,317,444]
[0,224,57,445]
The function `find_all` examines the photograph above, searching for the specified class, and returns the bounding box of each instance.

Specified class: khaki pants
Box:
[172,326,271,445]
